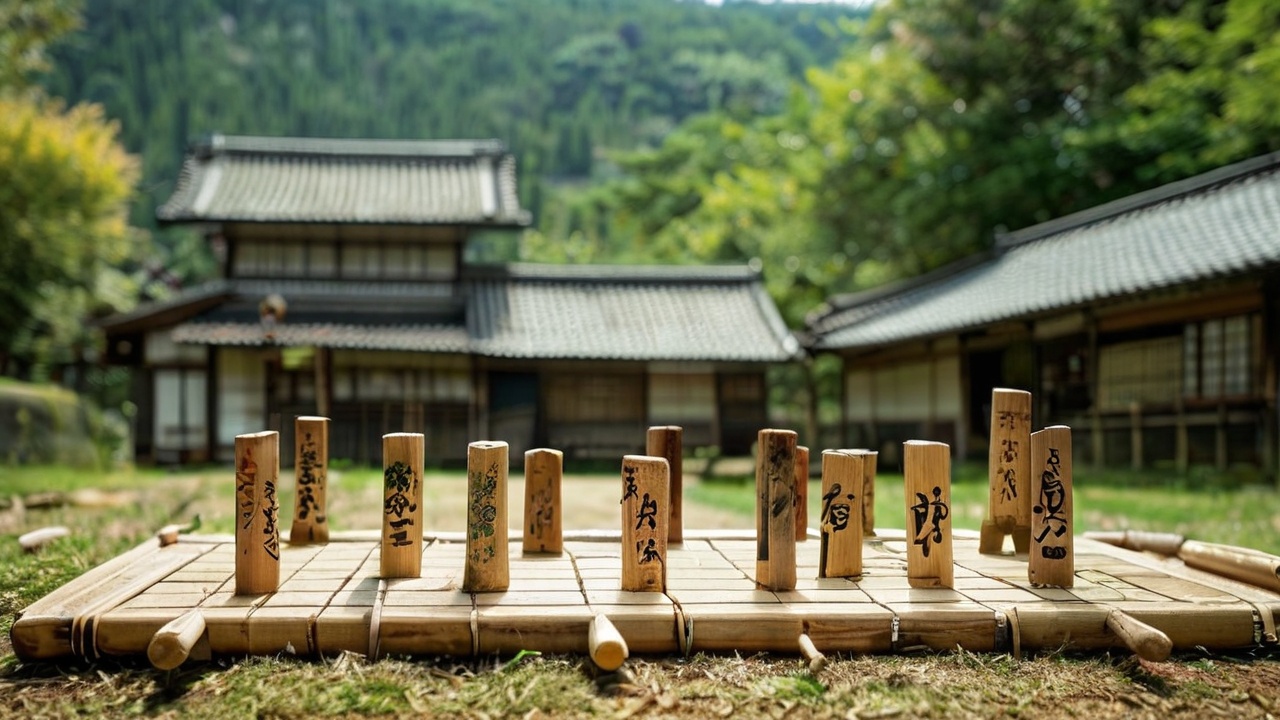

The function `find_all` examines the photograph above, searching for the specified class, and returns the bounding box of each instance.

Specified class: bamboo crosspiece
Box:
[465,441,509,592]
[523,448,563,554]
[1029,425,1074,587]
[646,426,683,544]
[381,433,424,579]
[981,388,1032,554]
[756,429,797,591]
[819,449,863,578]
[235,431,280,595]
[857,450,878,536]
[905,440,953,589]
[621,455,669,592]
[290,416,329,545]
[795,446,810,541]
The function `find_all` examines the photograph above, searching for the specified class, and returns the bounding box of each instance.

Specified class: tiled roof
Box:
[467,264,801,362]
[157,134,530,226]
[107,265,801,362]
[808,152,1280,351]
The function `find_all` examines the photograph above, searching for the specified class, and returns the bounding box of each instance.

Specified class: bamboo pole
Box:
[819,449,864,578]
[522,448,563,554]
[646,426,683,544]
[621,455,670,591]
[756,429,798,591]
[904,440,953,588]
[589,613,629,671]
[980,388,1032,554]
[380,433,424,579]
[465,440,509,592]
[795,446,810,541]
[146,609,206,670]
[235,431,280,595]
[857,449,878,536]
[1179,541,1280,593]
[1105,609,1173,662]
[290,416,330,545]
[1029,425,1073,587]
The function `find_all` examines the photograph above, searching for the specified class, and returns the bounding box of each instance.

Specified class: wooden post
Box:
[235,431,280,595]
[621,455,669,592]
[794,446,810,541]
[465,440,509,592]
[1029,425,1074,588]
[756,429,797,591]
[904,440,953,589]
[588,613,629,671]
[523,448,563,554]
[818,449,863,578]
[857,449,878,536]
[381,433,424,579]
[980,388,1032,554]
[290,415,330,545]
[646,426,683,544]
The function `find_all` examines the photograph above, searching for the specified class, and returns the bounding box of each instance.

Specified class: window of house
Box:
[1097,336,1182,409]
[1184,314,1258,400]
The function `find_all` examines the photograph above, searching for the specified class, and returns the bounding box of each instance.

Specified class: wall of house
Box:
[647,363,716,449]
[843,351,963,463]
[146,331,209,463]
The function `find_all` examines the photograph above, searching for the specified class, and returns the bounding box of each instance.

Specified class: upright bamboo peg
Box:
[904,440,953,589]
[523,448,563,554]
[290,415,330,545]
[756,429,797,591]
[621,455,670,592]
[1029,425,1074,588]
[858,449,878,536]
[980,388,1033,554]
[381,433,424,579]
[235,431,280,595]
[794,446,810,541]
[646,426,683,544]
[819,449,864,578]
[465,440,509,592]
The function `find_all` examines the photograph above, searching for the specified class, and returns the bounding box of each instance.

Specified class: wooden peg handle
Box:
[798,633,827,674]
[1105,609,1172,662]
[589,613,629,671]
[147,609,207,670]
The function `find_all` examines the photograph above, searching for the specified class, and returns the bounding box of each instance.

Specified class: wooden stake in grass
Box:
[756,429,797,591]
[646,426,683,544]
[819,449,863,578]
[290,415,330,545]
[1029,425,1074,588]
[235,431,280,595]
[381,433,424,579]
[904,440,953,589]
[980,388,1032,555]
[621,454,669,592]
[523,448,563,554]
[858,449,878,536]
[465,440,509,592]
[794,446,810,541]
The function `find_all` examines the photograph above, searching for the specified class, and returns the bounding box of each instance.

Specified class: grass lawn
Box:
[1,462,1279,719]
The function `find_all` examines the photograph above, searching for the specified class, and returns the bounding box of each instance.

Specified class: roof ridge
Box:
[997,150,1280,249]
[195,133,509,160]
[464,262,761,283]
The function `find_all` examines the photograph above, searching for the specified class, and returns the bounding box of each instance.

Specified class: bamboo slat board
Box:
[12,529,1280,664]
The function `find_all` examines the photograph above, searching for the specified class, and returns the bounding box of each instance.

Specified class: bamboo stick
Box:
[18,526,69,552]
[798,633,827,674]
[756,429,798,591]
[904,440,953,588]
[1179,541,1280,593]
[523,448,563,554]
[1029,425,1073,587]
[146,609,206,670]
[1105,609,1173,662]
[589,613,629,671]
[235,431,280,595]
[981,389,1032,554]
[646,426,683,544]
[380,433,424,579]
[291,416,330,545]
[621,455,669,592]
[465,441,509,592]
[857,449,878,536]
[795,446,810,541]
[818,449,863,578]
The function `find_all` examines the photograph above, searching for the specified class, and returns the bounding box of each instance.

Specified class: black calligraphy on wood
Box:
[1034,447,1068,556]
[911,486,949,558]
[295,431,325,525]
[469,462,499,563]
[384,460,418,548]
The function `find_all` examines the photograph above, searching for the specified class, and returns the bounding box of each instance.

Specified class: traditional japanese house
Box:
[806,152,1280,478]
[102,135,800,465]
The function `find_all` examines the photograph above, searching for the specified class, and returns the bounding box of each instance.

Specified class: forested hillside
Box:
[42,0,864,240]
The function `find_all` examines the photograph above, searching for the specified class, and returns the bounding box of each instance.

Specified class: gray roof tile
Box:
[809,153,1280,351]
[157,134,530,226]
